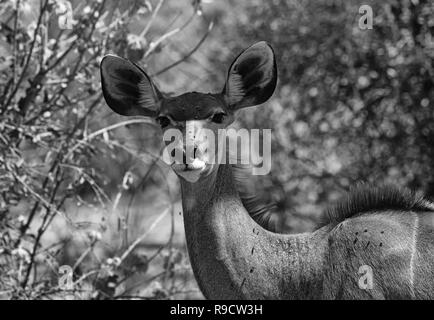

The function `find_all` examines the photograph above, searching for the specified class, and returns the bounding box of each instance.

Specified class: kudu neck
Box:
[178,163,326,299]
[180,164,235,213]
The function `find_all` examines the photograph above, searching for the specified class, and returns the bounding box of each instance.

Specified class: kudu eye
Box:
[156,116,171,128]
[211,112,226,124]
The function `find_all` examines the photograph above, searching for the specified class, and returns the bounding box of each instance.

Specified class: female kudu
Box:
[100,42,434,299]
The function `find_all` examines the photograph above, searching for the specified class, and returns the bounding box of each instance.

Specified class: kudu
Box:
[100,42,434,299]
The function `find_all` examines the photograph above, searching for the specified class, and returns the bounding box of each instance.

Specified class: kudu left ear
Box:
[223,41,277,111]
[100,54,162,117]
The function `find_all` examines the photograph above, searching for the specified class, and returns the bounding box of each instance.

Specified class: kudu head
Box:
[100,41,277,182]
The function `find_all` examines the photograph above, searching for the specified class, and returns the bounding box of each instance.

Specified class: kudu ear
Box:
[223,41,277,111]
[100,55,161,117]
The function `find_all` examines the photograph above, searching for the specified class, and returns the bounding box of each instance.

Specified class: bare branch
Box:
[139,0,166,39]
[151,21,214,77]
[119,207,170,265]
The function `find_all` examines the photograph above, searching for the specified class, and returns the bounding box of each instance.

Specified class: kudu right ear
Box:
[223,41,277,111]
[100,55,161,117]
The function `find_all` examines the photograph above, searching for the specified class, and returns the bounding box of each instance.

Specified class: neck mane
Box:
[180,164,327,299]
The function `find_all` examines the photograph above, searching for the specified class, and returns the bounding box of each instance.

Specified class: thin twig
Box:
[2,0,49,111]
[72,244,95,272]
[11,0,20,97]
[12,172,73,227]
[65,118,154,160]
[139,0,165,39]
[144,27,180,59]
[119,207,170,265]
[151,21,214,77]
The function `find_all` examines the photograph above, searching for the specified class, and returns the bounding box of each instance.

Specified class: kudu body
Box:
[100,42,434,299]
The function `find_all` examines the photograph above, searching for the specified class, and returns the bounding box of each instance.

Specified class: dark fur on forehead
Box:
[318,183,434,229]
[160,92,227,121]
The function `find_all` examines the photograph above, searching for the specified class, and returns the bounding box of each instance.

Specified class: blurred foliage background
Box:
[0,0,433,299]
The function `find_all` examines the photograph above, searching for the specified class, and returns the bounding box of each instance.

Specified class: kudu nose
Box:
[171,146,199,164]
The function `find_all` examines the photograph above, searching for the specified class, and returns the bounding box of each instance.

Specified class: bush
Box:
[0,0,209,299]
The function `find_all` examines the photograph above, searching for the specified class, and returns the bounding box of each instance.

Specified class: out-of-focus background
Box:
[0,0,432,299]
